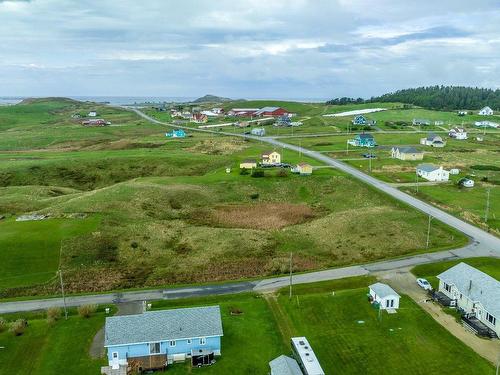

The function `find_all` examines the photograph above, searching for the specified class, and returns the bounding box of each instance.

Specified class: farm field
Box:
[0,98,470,299]
[0,278,494,375]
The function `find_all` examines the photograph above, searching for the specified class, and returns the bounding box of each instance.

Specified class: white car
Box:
[417,278,432,291]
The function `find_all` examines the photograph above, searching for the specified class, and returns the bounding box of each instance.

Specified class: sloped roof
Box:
[426,133,441,141]
[241,159,257,163]
[269,355,302,375]
[437,263,500,317]
[417,163,440,173]
[369,282,400,298]
[393,146,422,154]
[261,150,280,156]
[357,133,374,139]
[255,106,281,115]
[104,306,223,347]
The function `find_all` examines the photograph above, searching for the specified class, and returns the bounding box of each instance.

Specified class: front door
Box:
[111,352,119,369]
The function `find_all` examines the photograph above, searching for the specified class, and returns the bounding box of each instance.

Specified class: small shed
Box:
[369,283,400,310]
[269,355,302,375]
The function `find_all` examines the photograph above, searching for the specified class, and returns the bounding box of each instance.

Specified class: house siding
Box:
[438,279,499,337]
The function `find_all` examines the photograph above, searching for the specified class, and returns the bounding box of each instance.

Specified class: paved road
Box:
[1,108,498,314]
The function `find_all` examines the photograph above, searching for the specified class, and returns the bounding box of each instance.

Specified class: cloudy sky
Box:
[1,0,499,99]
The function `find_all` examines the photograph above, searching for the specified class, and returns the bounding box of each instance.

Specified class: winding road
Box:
[0,108,498,314]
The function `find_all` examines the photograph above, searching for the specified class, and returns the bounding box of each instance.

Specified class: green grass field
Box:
[0,98,476,298]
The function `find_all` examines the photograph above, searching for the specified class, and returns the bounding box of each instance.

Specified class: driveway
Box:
[377,270,500,364]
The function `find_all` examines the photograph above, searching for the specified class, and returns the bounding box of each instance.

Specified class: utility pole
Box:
[426,215,433,249]
[289,252,293,300]
[369,152,372,172]
[485,188,491,223]
[415,171,419,193]
[59,270,68,320]
[346,140,349,155]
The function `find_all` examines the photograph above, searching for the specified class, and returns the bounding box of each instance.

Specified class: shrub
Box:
[249,193,259,200]
[78,304,98,318]
[169,198,182,210]
[9,319,27,336]
[239,168,250,175]
[276,169,288,177]
[0,317,7,332]
[251,169,265,178]
[47,307,62,324]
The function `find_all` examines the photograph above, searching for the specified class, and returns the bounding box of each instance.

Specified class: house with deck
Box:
[347,133,376,147]
[391,147,423,161]
[368,283,400,310]
[261,150,281,165]
[448,127,467,140]
[420,133,445,147]
[478,106,493,116]
[437,263,499,338]
[102,306,223,373]
[416,164,450,182]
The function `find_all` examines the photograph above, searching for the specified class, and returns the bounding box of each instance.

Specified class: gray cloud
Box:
[0,0,498,98]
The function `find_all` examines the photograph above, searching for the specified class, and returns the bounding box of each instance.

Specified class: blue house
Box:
[103,306,223,372]
[352,115,376,126]
[165,129,186,138]
[347,133,376,147]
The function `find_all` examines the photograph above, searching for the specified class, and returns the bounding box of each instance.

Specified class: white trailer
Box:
[291,337,325,375]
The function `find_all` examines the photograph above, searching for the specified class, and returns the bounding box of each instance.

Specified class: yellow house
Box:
[391,147,424,161]
[261,151,281,165]
[296,163,312,175]
[239,159,257,169]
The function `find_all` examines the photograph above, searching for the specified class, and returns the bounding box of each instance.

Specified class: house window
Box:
[149,342,161,354]
[169,340,176,347]
[486,313,496,326]
[187,339,192,345]
[200,337,206,345]
[112,352,118,359]
[444,283,451,293]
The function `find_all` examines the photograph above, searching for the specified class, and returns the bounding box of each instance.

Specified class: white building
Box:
[369,283,400,310]
[420,133,446,147]
[448,127,467,140]
[478,106,493,116]
[475,120,499,128]
[261,150,281,165]
[88,111,97,117]
[291,337,325,375]
[416,164,450,182]
[437,263,500,338]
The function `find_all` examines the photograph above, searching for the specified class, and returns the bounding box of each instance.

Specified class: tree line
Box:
[326,86,500,110]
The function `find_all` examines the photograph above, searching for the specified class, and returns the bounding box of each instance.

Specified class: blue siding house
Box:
[104,306,223,372]
[165,129,187,138]
[347,133,376,147]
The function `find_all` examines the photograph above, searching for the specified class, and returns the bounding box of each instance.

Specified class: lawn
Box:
[0,216,100,291]
[275,287,494,374]
[0,308,108,375]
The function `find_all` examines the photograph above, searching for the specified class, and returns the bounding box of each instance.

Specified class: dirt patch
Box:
[186,138,247,155]
[194,203,316,230]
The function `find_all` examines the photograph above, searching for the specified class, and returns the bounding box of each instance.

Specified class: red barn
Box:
[254,106,289,117]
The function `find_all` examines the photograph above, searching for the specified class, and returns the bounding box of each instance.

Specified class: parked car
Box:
[416,278,432,290]
[362,153,376,158]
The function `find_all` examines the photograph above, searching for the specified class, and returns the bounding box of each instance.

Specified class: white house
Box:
[416,164,450,182]
[88,111,97,117]
[420,133,446,147]
[459,178,474,188]
[475,120,499,128]
[369,283,400,310]
[261,150,281,166]
[448,127,467,140]
[391,147,424,161]
[437,263,500,338]
[478,106,494,116]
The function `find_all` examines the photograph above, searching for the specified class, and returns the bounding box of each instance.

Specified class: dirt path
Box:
[377,269,500,364]
[263,294,295,347]
[89,301,144,359]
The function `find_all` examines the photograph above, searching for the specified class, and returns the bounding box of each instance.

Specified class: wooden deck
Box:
[129,354,168,371]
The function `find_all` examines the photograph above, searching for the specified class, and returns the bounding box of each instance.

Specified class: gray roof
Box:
[369,282,400,298]
[426,133,441,141]
[255,106,281,114]
[393,146,422,154]
[358,133,374,139]
[104,306,223,347]
[269,355,302,375]
[417,163,439,172]
[437,263,500,317]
